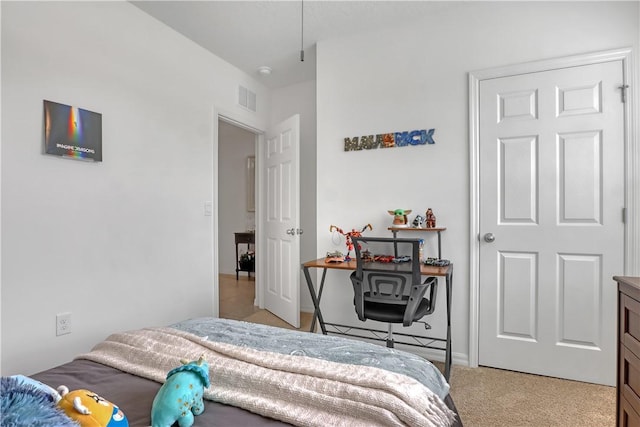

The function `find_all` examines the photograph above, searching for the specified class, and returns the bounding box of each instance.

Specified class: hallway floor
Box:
[219,273,312,330]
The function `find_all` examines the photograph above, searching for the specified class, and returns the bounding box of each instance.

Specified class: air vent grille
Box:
[238,85,257,112]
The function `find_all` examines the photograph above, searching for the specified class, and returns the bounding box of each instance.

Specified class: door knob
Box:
[296,229,304,235]
[286,228,296,235]
[483,233,495,243]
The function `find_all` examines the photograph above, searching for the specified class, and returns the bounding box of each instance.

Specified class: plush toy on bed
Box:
[57,386,128,427]
[0,375,76,427]
[151,356,210,427]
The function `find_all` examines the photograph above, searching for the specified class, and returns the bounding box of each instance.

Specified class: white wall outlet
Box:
[56,312,72,336]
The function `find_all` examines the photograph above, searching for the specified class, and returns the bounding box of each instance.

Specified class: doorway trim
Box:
[468,47,638,368]
[213,110,265,318]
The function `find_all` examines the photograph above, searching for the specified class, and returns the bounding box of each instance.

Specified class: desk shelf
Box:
[388,227,447,232]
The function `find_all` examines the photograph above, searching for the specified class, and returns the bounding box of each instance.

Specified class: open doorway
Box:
[215,113,311,330]
[217,119,258,320]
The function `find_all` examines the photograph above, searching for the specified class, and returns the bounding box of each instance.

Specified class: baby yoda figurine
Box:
[388,209,412,227]
[151,356,210,427]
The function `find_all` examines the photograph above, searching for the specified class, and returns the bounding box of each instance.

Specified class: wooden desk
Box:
[234,232,255,280]
[301,258,453,380]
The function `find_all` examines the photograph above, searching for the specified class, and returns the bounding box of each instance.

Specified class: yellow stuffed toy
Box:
[57,386,128,427]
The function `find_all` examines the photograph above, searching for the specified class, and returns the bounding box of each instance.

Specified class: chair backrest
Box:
[365,272,408,305]
[350,236,436,326]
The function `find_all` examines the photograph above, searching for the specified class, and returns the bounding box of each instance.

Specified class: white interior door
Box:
[263,114,300,328]
[478,60,625,385]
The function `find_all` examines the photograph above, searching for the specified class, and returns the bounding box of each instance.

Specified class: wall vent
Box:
[238,85,257,112]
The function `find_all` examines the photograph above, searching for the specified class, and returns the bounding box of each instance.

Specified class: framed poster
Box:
[43,100,102,161]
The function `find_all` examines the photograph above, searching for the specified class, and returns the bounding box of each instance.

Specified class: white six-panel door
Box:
[478,60,625,385]
[264,115,300,328]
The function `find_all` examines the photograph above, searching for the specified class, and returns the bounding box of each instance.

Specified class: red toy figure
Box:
[329,224,373,260]
[425,208,436,228]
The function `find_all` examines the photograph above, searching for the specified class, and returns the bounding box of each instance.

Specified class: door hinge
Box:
[623,207,627,224]
[619,85,629,103]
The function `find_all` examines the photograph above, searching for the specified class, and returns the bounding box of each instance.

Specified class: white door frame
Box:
[468,47,639,368]
[212,110,265,318]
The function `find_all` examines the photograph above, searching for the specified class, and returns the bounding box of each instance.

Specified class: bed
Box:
[29,317,462,426]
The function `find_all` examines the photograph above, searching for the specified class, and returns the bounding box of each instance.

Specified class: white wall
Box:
[218,121,256,275]
[1,2,269,375]
[316,1,639,365]
[270,80,317,313]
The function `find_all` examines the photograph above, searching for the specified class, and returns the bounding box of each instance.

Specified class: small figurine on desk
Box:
[424,257,450,266]
[329,223,373,261]
[412,214,425,228]
[360,249,374,262]
[388,209,412,227]
[325,251,345,263]
[425,208,436,228]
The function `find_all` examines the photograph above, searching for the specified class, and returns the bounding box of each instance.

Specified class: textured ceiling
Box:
[131,1,457,88]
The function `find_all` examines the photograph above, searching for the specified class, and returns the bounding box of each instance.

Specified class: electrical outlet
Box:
[56,312,72,336]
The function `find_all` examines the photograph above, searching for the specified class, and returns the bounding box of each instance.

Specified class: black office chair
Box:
[350,236,438,348]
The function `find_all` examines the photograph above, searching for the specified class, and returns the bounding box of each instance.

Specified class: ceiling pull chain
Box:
[300,0,305,62]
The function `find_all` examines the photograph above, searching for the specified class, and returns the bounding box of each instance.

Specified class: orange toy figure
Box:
[329,224,372,260]
[57,386,128,427]
[425,208,436,228]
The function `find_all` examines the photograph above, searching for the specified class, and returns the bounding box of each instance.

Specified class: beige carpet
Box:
[447,364,615,427]
[241,309,616,427]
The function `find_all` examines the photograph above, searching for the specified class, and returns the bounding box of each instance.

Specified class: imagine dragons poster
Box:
[44,100,102,162]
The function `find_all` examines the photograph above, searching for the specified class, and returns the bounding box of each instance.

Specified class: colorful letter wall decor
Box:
[344,129,435,152]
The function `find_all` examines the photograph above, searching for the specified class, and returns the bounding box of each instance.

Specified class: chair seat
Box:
[363,297,433,324]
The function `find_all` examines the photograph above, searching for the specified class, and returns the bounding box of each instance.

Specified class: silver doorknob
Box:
[484,233,495,243]
[296,229,304,235]
[286,228,296,235]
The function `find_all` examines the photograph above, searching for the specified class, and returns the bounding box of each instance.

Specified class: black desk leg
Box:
[444,266,453,381]
[302,266,327,334]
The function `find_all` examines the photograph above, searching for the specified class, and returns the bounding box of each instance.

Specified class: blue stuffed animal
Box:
[151,356,210,427]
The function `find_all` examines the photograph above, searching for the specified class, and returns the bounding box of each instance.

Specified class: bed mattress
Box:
[30,317,462,426]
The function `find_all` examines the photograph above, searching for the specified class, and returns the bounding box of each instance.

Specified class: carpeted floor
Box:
[222,276,616,426]
[446,364,615,427]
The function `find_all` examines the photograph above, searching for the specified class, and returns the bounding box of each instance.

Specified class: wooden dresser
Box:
[616,275,640,426]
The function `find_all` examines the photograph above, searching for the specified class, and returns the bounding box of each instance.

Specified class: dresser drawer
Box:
[621,345,640,418]
[621,294,640,358]
[620,395,640,427]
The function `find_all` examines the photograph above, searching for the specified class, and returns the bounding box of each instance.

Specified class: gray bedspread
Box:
[171,317,450,400]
